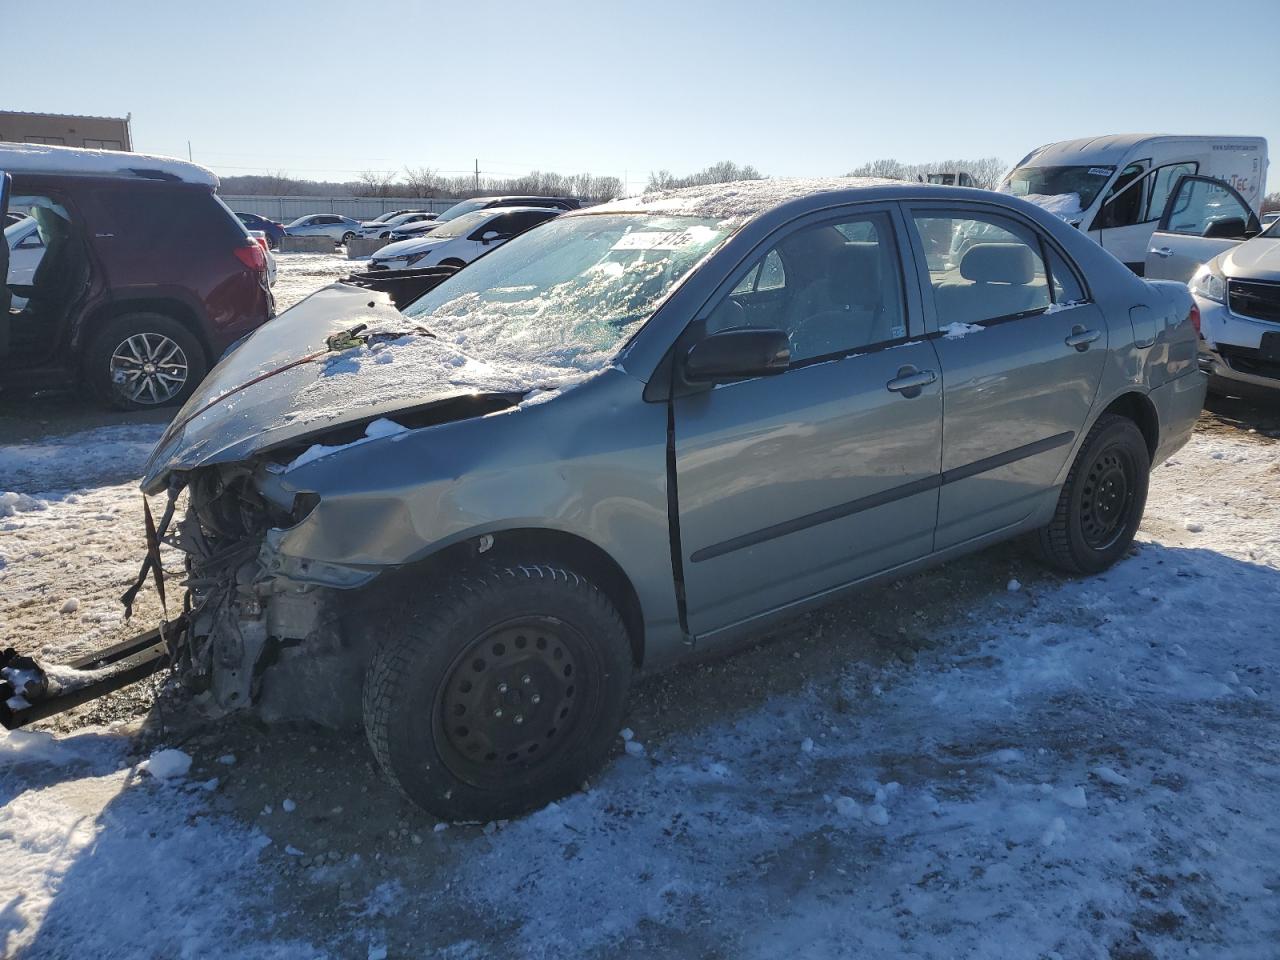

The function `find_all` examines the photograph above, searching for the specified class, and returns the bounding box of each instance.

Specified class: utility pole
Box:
[187,141,192,162]
[474,158,480,192]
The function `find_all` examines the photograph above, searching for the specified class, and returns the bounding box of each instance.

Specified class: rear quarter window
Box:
[94,183,246,256]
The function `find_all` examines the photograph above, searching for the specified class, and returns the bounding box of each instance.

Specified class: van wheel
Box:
[363,564,633,821]
[1035,414,1149,574]
[85,313,207,411]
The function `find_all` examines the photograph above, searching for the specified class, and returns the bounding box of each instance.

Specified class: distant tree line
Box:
[646,161,764,192]
[1263,192,1280,213]
[845,157,1008,189]
[219,167,622,202]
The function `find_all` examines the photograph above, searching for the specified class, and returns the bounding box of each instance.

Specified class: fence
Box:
[221,195,461,222]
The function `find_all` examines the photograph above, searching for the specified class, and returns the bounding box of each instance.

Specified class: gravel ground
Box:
[3,254,1279,958]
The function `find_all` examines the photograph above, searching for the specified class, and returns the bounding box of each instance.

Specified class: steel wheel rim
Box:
[1080,446,1135,550]
[433,616,586,787]
[109,333,189,405]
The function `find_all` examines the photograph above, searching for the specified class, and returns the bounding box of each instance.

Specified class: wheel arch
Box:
[1096,390,1159,462]
[383,527,647,669]
[80,296,211,363]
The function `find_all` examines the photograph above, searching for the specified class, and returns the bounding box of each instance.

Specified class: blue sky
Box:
[6,0,1278,193]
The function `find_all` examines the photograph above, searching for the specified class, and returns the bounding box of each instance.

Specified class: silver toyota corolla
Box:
[140,178,1205,819]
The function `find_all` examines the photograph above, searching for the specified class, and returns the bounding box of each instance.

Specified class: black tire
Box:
[363,563,634,821]
[85,312,208,411]
[341,231,356,245]
[1035,414,1150,574]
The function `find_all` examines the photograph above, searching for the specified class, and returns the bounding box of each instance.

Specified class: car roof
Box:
[0,142,218,187]
[1021,134,1268,167]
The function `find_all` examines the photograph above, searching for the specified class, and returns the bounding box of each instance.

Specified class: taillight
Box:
[1189,302,1201,337]
[253,234,270,253]
[233,243,267,272]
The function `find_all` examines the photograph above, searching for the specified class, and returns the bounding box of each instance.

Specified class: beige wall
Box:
[0,113,132,151]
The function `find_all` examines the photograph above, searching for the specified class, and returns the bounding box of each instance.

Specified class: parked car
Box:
[284,214,363,245]
[139,177,1204,820]
[0,143,272,410]
[236,212,286,248]
[1144,175,1279,399]
[247,230,278,287]
[364,208,425,224]
[1261,211,1280,229]
[1000,134,1268,273]
[358,211,436,239]
[369,206,562,270]
[391,196,582,240]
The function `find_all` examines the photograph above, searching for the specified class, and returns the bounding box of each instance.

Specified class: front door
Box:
[672,206,944,637]
[1091,160,1200,273]
[905,204,1107,549]
[1145,175,1260,282]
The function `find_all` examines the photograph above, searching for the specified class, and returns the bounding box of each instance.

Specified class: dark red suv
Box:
[1,148,273,410]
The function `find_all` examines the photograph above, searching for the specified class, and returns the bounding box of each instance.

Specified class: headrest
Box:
[959,242,1034,285]
[836,241,882,306]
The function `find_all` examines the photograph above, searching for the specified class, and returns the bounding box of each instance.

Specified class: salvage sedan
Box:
[136,178,1204,820]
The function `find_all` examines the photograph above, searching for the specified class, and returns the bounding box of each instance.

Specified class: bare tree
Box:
[356,169,398,197]
[647,161,764,192]
[1263,192,1280,214]
[402,166,440,198]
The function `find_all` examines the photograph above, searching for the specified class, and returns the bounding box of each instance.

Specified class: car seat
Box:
[933,242,1046,325]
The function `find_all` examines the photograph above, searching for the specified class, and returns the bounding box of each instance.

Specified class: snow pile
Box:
[0,491,46,518]
[140,748,192,780]
[286,416,411,471]
[942,321,985,339]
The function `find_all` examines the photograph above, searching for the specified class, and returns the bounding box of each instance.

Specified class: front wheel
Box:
[1035,414,1150,574]
[363,563,634,821]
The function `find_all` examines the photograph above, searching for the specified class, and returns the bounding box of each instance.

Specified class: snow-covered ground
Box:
[2,255,1278,958]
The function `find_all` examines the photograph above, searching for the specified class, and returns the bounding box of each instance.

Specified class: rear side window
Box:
[911,210,1052,325]
[95,184,246,255]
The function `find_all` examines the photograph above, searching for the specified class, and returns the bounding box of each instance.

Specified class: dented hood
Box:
[140,283,563,493]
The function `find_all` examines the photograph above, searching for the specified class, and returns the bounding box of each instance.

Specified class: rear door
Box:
[1145,175,1261,282]
[904,203,1107,549]
[673,205,944,638]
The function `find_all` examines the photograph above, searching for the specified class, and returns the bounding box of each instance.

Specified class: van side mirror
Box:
[1202,216,1248,241]
[684,328,791,383]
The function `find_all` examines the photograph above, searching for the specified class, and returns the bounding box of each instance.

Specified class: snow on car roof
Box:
[0,142,218,187]
[577,176,911,226]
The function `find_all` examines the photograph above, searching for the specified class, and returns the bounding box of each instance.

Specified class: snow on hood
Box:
[140,281,595,491]
[0,142,218,188]
[583,177,908,227]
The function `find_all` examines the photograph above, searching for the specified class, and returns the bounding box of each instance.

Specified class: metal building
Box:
[0,111,133,151]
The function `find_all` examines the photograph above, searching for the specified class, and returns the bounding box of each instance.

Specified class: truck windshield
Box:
[1002,165,1116,211]
[403,213,732,373]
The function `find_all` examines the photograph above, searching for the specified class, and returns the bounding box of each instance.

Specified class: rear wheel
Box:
[341,231,356,245]
[1035,414,1149,574]
[85,313,207,411]
[363,563,633,821]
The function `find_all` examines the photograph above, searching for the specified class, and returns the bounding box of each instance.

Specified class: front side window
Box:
[1163,177,1254,237]
[706,212,908,363]
[1143,162,1198,223]
[912,210,1053,325]
[1095,162,1149,229]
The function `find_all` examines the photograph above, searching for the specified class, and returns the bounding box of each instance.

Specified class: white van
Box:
[1000,134,1268,274]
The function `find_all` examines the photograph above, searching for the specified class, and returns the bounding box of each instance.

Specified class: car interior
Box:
[5,196,89,361]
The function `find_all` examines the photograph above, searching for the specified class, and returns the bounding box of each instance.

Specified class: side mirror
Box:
[684,328,791,383]
[481,230,502,244]
[1202,216,1248,241]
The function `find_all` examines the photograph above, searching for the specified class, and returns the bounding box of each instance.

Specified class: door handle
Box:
[886,366,937,397]
[1065,325,1101,351]
[1150,246,1173,258]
